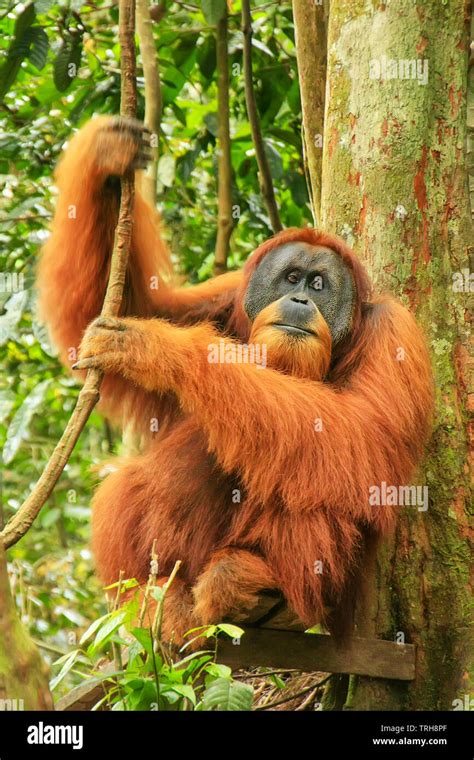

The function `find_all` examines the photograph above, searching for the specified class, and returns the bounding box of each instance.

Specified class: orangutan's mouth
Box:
[272,323,316,337]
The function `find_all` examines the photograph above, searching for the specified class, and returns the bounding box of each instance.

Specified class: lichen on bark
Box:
[296,0,472,709]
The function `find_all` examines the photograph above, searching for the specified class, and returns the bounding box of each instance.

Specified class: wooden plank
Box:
[56,678,110,712]
[217,628,415,681]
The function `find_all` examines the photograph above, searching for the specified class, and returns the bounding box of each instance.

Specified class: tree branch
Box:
[1,0,137,550]
[137,0,163,206]
[292,0,328,225]
[214,9,233,276]
[242,0,282,233]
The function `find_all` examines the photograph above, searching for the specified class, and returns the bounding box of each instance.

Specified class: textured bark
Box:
[214,10,233,275]
[312,0,472,709]
[0,545,53,710]
[293,0,328,224]
[137,0,162,206]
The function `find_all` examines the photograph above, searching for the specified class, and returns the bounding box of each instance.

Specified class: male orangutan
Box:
[37,117,433,644]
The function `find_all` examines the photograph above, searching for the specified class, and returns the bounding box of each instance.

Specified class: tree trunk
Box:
[297,0,472,709]
[136,0,162,207]
[293,0,328,224]
[214,9,233,275]
[0,544,53,710]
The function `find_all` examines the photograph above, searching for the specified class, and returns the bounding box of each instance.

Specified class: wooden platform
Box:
[217,628,415,681]
[56,596,415,710]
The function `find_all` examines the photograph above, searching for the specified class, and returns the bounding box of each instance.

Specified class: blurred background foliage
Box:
[0,0,311,681]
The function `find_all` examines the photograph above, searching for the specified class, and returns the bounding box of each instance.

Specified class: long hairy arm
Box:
[37,116,242,428]
[75,296,434,529]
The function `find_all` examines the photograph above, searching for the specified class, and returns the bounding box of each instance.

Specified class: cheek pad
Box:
[244,272,285,321]
[315,274,355,343]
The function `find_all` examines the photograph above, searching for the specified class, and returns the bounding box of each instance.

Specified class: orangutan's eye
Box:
[287,271,300,284]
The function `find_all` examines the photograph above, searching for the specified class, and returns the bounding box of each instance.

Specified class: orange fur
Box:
[37,116,242,431]
[249,299,332,380]
[37,117,434,642]
[193,548,277,624]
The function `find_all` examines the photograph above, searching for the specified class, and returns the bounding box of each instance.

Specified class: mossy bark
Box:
[0,544,53,710]
[300,0,472,709]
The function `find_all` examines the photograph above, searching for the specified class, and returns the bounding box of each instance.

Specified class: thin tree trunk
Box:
[242,0,282,233]
[293,0,328,225]
[0,544,53,709]
[302,0,472,709]
[136,0,162,206]
[214,9,233,275]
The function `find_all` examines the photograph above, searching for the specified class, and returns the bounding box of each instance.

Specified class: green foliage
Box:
[202,677,253,711]
[201,0,227,26]
[53,34,83,92]
[48,586,252,711]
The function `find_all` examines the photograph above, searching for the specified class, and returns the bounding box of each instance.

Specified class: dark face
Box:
[244,242,356,345]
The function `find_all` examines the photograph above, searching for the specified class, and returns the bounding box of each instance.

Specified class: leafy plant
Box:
[49,582,253,711]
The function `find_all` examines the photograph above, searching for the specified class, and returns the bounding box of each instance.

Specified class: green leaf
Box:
[269,673,286,689]
[201,0,226,25]
[50,649,80,691]
[215,623,244,640]
[204,662,232,680]
[0,391,15,424]
[197,35,216,80]
[26,27,48,70]
[286,171,309,207]
[268,126,302,150]
[177,148,199,183]
[15,3,36,38]
[204,111,218,137]
[264,140,283,181]
[164,684,197,705]
[202,678,253,711]
[251,38,275,58]
[91,609,127,650]
[126,680,158,710]
[131,627,154,656]
[0,4,37,100]
[3,379,51,464]
[35,0,56,12]
[79,611,111,646]
[53,35,83,92]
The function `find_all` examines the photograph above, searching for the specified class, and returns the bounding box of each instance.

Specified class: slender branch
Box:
[0,0,137,550]
[214,9,233,275]
[152,560,182,641]
[233,668,300,679]
[292,0,328,225]
[242,0,282,233]
[111,570,125,673]
[138,539,159,627]
[137,0,164,206]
